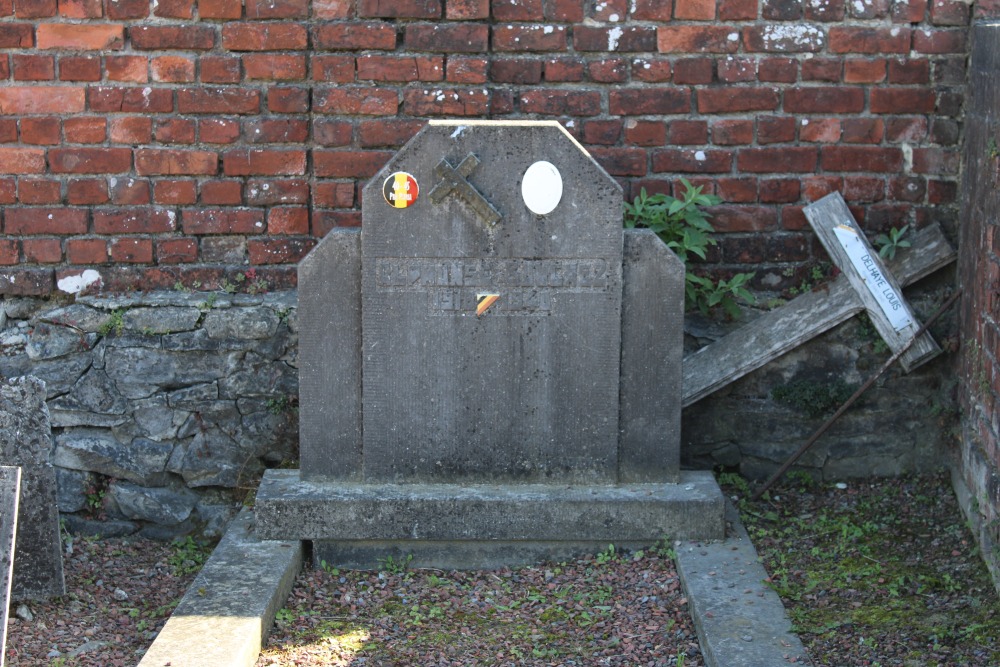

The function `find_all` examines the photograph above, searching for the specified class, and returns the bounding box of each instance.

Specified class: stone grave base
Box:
[255,469,725,569]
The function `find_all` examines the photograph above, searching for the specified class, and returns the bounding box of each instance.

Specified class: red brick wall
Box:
[957,20,1000,587]
[0,0,976,296]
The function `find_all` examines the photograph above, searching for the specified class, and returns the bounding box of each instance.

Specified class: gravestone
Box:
[1,466,19,667]
[256,121,724,568]
[0,377,65,599]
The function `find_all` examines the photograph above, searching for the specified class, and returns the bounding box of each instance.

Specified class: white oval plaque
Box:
[521,161,562,215]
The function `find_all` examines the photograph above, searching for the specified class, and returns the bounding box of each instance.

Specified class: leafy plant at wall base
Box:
[686,272,755,319]
[784,262,836,298]
[83,476,111,519]
[595,544,617,565]
[98,309,125,337]
[199,293,218,312]
[875,225,911,260]
[168,536,210,576]
[85,486,105,512]
[266,395,298,416]
[857,313,890,354]
[624,180,755,317]
[379,554,413,575]
[624,182,718,263]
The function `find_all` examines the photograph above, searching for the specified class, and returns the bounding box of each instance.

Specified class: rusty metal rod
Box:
[750,288,962,502]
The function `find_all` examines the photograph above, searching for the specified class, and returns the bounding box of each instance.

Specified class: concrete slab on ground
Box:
[676,500,812,666]
[255,469,725,569]
[138,508,302,667]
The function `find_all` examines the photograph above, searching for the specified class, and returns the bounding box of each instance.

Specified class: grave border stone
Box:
[0,466,20,667]
[258,469,724,570]
[0,376,66,600]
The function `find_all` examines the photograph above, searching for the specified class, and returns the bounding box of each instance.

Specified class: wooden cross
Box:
[682,196,955,407]
[429,153,502,226]
[804,192,939,372]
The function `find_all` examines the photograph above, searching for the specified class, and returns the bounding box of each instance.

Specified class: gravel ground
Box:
[4,535,207,667]
[257,544,702,667]
[5,473,998,666]
[727,472,1000,666]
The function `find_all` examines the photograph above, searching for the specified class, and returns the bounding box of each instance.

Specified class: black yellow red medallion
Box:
[383,171,419,208]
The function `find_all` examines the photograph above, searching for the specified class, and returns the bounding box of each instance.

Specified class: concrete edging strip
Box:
[676,500,813,666]
[138,507,302,667]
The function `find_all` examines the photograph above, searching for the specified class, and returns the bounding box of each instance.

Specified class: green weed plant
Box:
[168,536,210,576]
[874,225,911,261]
[771,379,858,419]
[624,180,755,318]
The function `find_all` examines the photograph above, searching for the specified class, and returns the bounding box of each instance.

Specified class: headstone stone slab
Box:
[0,376,66,599]
[0,466,20,667]
[360,121,624,483]
[620,229,684,482]
[261,120,724,568]
[298,228,362,481]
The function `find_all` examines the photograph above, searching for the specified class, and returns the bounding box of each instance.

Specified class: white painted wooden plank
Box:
[682,223,955,407]
[804,192,940,372]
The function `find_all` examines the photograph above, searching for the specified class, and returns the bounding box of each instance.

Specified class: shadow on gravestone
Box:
[256,121,724,569]
[1,466,19,667]
[0,377,65,600]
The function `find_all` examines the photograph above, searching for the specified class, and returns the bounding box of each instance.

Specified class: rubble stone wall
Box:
[0,291,297,538]
[2,286,960,537]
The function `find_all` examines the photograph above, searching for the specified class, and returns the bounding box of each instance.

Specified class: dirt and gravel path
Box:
[725,472,1000,666]
[4,535,207,666]
[257,544,701,667]
[5,473,999,666]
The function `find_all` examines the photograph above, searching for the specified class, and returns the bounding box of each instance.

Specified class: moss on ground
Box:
[720,472,1000,666]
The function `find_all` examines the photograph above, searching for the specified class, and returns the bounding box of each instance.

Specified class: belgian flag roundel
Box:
[383,171,419,209]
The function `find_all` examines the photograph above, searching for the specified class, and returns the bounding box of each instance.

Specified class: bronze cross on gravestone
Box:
[429,153,502,226]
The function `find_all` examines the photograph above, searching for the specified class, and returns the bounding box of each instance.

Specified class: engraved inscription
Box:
[375,258,611,316]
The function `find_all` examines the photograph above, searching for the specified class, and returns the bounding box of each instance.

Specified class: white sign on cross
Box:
[831,223,913,333]
[805,192,940,373]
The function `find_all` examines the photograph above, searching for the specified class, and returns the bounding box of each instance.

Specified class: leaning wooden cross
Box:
[804,192,940,371]
[683,192,955,406]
